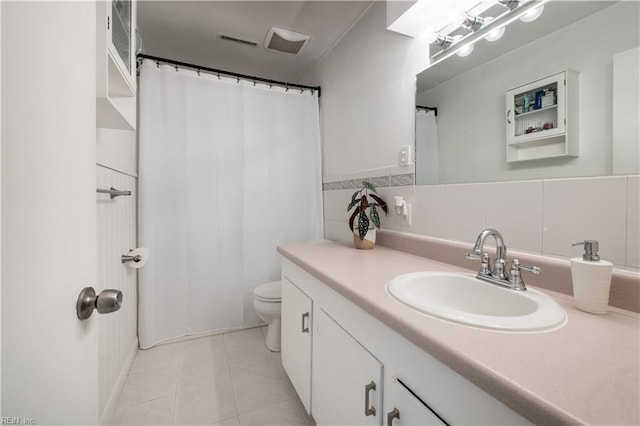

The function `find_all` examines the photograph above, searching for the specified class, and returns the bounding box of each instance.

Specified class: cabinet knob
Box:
[364,380,377,416]
[387,407,400,425]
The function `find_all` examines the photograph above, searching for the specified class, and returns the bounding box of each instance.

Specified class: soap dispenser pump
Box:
[570,240,613,314]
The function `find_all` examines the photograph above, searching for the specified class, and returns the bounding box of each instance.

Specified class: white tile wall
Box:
[626,175,640,268]
[323,174,640,269]
[543,176,627,264]
[97,165,138,422]
[445,183,487,243]
[486,181,543,253]
[413,185,446,238]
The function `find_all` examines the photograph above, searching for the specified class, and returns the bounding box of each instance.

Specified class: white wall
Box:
[96,165,138,423]
[416,2,639,184]
[301,1,429,178]
[97,128,137,177]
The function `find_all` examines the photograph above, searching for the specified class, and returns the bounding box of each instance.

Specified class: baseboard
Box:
[99,337,139,425]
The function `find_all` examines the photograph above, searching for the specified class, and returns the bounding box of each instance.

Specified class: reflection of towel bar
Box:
[97,187,131,199]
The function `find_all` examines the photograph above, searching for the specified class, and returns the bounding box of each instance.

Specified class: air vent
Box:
[218,34,259,47]
[264,28,310,55]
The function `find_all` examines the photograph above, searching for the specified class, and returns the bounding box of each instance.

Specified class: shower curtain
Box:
[137,60,323,349]
[415,109,439,185]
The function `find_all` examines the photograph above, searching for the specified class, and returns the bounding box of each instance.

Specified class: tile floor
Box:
[110,327,315,426]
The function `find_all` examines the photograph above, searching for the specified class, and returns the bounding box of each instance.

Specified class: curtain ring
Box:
[236,77,240,83]
[174,64,178,72]
[156,61,160,68]
[285,84,289,92]
[300,88,304,94]
[217,72,220,79]
[197,69,201,76]
[253,80,256,86]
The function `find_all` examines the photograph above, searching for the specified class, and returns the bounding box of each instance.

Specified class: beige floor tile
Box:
[224,328,270,354]
[232,369,298,415]
[110,395,175,425]
[174,375,238,425]
[116,365,180,407]
[238,398,314,426]
[130,342,182,373]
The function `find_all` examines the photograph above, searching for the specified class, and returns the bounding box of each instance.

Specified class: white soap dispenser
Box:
[570,240,613,314]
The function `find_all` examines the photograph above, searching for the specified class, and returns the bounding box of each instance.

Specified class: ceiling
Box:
[137,1,374,83]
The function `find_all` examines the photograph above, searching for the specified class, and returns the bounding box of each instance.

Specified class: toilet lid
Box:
[254,281,282,301]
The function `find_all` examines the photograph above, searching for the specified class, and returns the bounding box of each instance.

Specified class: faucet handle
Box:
[509,260,541,291]
[510,259,541,274]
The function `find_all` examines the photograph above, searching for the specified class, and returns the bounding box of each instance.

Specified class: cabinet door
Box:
[386,379,447,426]
[281,278,313,413]
[313,309,383,426]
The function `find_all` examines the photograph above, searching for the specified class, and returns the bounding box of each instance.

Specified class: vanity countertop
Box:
[277,240,639,426]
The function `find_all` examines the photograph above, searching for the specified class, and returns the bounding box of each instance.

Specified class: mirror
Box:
[415,1,639,185]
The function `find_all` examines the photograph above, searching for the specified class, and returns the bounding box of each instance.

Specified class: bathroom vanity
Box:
[278,241,639,425]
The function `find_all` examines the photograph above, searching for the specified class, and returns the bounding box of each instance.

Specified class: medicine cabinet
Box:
[505,70,578,162]
[97,0,137,130]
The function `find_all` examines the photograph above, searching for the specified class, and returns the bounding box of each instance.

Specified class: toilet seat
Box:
[254,281,281,302]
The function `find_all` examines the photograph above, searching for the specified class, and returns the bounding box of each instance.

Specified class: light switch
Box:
[399,145,413,167]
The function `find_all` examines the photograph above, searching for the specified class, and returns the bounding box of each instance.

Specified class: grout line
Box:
[223,330,242,424]
[171,341,184,425]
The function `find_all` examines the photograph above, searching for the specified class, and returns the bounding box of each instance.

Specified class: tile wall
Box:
[324,174,640,270]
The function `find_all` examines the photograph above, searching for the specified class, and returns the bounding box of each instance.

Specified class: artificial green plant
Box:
[347,181,388,240]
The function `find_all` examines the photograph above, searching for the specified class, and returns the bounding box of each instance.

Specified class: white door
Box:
[281,277,313,413]
[313,309,383,426]
[2,2,100,424]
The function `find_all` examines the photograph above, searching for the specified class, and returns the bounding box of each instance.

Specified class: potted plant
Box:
[347,181,388,249]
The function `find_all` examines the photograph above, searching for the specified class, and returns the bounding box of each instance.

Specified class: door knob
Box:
[76,287,123,320]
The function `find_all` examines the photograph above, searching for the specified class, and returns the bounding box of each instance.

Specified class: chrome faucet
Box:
[465,228,540,291]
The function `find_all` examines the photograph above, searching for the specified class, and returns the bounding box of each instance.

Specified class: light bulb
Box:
[520,4,544,22]
[452,35,474,57]
[483,17,505,41]
[456,42,475,57]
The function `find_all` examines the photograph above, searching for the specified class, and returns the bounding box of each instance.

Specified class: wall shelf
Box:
[96,0,136,130]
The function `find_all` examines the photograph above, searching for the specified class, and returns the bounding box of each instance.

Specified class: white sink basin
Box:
[387,272,566,332]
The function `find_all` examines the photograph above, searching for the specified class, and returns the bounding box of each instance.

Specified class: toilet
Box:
[253,281,282,352]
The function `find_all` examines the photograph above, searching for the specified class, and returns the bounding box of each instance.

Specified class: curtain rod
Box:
[416,105,438,116]
[137,54,321,97]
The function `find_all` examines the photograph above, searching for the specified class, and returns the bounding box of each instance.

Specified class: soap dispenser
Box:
[570,240,613,314]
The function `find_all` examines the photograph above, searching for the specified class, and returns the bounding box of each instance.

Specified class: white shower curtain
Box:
[137,60,323,349]
[415,109,439,185]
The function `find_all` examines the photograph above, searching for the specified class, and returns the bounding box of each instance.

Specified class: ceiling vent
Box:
[218,33,259,47]
[264,27,310,55]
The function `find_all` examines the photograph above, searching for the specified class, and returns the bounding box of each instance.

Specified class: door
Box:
[2,2,100,424]
[281,277,313,413]
[313,309,383,426]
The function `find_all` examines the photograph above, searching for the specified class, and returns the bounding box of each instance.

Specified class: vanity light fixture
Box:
[497,0,522,10]
[519,4,544,22]
[483,17,505,41]
[429,33,456,49]
[428,0,548,64]
[454,35,475,57]
[459,13,486,31]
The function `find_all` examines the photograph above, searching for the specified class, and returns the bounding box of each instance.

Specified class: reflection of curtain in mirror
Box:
[415,109,439,185]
